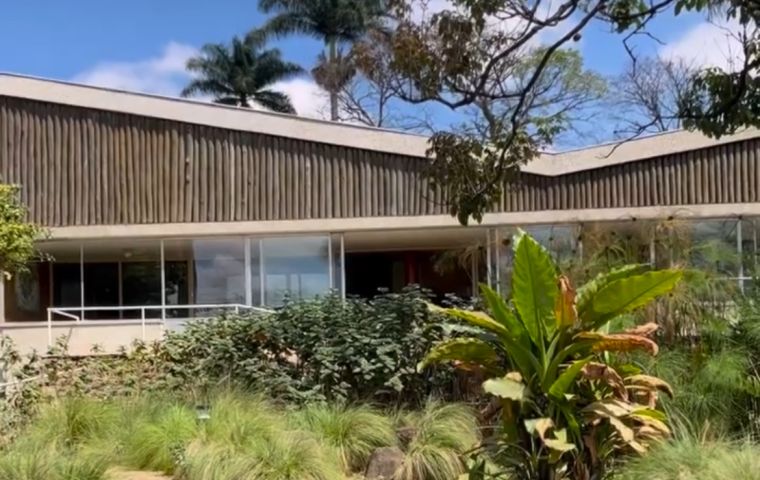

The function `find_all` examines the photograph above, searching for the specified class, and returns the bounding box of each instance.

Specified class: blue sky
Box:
[0,1,742,147]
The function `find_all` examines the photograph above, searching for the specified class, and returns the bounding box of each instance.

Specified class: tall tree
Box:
[384,0,759,224]
[258,0,389,120]
[182,33,303,113]
[608,57,695,137]
[0,185,43,277]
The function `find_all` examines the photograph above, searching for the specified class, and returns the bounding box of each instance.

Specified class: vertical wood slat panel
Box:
[2,96,760,228]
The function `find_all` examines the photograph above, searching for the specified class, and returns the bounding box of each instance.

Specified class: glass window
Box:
[741,218,758,277]
[688,220,739,276]
[258,236,331,306]
[163,238,246,307]
[52,263,81,308]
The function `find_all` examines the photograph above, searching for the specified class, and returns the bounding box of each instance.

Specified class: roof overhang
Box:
[1,73,758,178]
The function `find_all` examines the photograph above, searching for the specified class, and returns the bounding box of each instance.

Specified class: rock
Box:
[364,446,405,479]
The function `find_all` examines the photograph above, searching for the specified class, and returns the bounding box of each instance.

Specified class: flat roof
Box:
[1,72,758,177]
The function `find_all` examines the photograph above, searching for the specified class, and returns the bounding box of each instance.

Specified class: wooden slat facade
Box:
[1,95,759,228]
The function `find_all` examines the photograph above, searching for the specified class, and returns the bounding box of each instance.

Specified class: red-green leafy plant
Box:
[420,231,682,479]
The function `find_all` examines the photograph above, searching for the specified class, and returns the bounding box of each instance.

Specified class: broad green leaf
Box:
[577,264,649,320]
[588,269,683,328]
[429,303,510,337]
[483,375,526,401]
[480,284,528,342]
[417,338,499,372]
[629,407,667,423]
[548,358,591,399]
[512,232,558,346]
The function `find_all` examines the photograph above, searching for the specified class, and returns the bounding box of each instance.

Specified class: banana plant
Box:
[419,231,682,480]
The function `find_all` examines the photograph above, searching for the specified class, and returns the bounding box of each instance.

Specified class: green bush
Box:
[163,287,455,404]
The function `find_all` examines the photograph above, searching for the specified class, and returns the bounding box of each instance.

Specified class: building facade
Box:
[1,74,759,353]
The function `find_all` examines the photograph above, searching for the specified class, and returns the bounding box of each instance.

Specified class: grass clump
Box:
[121,404,198,474]
[614,436,760,480]
[23,396,118,449]
[203,391,284,448]
[394,401,480,480]
[291,403,397,471]
[0,449,109,480]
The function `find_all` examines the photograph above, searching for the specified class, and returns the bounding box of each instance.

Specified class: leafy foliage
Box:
[182,32,303,112]
[420,231,682,479]
[0,185,44,277]
[163,288,456,404]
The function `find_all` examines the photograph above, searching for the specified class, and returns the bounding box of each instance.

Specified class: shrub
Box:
[163,287,456,404]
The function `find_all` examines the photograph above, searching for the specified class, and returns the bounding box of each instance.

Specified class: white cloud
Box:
[73,42,198,96]
[72,42,328,119]
[272,77,330,118]
[659,19,744,70]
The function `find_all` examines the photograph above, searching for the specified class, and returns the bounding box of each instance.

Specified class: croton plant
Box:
[419,231,682,480]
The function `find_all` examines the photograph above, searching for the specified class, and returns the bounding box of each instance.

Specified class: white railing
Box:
[46,304,273,347]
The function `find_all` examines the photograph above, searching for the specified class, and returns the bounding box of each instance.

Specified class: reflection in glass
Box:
[259,236,331,306]
[192,239,246,304]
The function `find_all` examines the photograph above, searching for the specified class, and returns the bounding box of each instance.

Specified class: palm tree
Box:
[258,0,388,120]
[181,33,303,113]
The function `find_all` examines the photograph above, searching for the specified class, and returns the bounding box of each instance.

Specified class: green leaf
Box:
[548,358,591,399]
[483,375,526,401]
[430,305,510,337]
[480,284,528,342]
[577,264,649,320]
[512,232,558,347]
[417,338,499,372]
[588,269,683,328]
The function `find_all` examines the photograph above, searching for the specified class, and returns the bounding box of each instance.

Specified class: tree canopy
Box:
[181,33,303,113]
[0,185,43,277]
[379,0,759,224]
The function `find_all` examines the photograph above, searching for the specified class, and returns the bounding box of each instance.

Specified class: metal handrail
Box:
[46,303,273,347]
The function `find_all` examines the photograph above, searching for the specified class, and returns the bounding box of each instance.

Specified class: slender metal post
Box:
[141,307,146,341]
[160,240,166,322]
[79,244,85,322]
[340,233,346,299]
[328,234,334,291]
[47,308,52,348]
[737,219,744,293]
[485,229,493,290]
[244,238,252,306]
[259,240,265,306]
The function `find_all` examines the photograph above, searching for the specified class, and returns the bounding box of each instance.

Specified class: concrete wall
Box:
[0,321,165,355]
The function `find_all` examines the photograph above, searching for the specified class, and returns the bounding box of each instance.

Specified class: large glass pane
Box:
[741,218,758,278]
[578,221,654,279]
[331,233,344,297]
[82,239,162,319]
[260,236,331,306]
[41,241,83,319]
[163,238,246,316]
